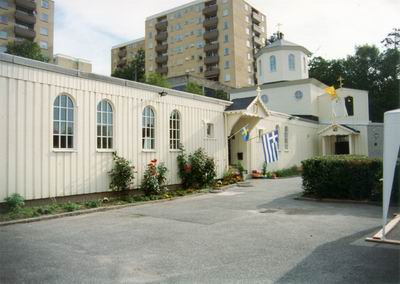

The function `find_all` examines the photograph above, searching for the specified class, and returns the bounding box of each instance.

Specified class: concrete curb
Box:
[0,191,209,227]
[210,183,237,193]
[295,196,381,206]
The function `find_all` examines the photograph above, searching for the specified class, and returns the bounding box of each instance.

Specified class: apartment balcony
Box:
[118,49,127,58]
[155,21,168,31]
[204,67,220,78]
[204,42,219,52]
[156,32,168,42]
[204,55,219,65]
[155,44,168,53]
[156,66,168,75]
[203,30,219,41]
[203,4,218,17]
[15,10,36,25]
[203,17,218,29]
[252,12,262,24]
[253,24,262,35]
[253,36,263,47]
[14,25,36,40]
[155,55,168,64]
[15,0,36,11]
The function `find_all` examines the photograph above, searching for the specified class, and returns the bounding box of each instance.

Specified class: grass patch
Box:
[273,166,302,178]
[0,189,205,223]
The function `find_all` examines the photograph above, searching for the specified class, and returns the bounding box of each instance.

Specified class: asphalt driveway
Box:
[0,177,399,283]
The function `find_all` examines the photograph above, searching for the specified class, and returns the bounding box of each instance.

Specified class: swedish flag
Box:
[241,127,250,142]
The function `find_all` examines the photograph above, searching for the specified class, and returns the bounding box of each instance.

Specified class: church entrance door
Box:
[335,135,350,154]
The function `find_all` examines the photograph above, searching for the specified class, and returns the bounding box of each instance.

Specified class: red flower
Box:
[184,164,192,173]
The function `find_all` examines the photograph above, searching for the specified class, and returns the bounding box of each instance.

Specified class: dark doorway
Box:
[335,135,349,154]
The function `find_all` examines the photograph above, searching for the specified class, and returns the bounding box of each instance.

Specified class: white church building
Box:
[0,37,383,202]
[228,36,383,173]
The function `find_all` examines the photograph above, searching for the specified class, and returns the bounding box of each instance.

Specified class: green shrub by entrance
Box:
[301,155,386,201]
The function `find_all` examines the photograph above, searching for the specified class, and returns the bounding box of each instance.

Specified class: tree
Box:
[145,72,171,88]
[112,48,145,82]
[6,40,47,62]
[184,82,203,95]
[308,32,399,122]
[381,28,399,49]
[214,89,229,101]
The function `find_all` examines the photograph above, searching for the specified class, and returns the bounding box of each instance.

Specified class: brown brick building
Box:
[0,0,54,60]
[112,0,267,88]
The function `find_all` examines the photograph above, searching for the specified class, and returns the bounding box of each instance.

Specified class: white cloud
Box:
[54,0,400,75]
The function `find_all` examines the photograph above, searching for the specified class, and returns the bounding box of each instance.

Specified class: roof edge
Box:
[0,53,231,107]
[230,78,327,94]
[112,37,145,50]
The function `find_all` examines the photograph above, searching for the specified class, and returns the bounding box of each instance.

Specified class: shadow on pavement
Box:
[256,192,400,219]
[276,228,400,284]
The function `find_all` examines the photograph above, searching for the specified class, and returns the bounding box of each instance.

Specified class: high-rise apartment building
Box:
[112,0,266,88]
[0,0,54,59]
[111,38,145,72]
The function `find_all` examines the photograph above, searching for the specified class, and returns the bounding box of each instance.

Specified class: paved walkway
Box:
[0,177,399,283]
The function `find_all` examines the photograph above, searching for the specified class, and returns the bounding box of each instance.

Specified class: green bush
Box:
[85,200,101,208]
[109,153,135,191]
[236,162,245,179]
[262,162,268,176]
[36,204,59,215]
[301,155,384,200]
[274,166,302,178]
[63,202,81,212]
[141,159,169,196]
[177,147,216,189]
[4,193,25,211]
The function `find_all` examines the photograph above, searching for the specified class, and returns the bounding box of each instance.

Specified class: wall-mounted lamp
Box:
[159,90,168,97]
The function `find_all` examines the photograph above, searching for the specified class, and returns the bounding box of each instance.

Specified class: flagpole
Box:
[228,124,249,140]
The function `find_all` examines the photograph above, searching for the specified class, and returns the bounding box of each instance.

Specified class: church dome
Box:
[255,33,311,84]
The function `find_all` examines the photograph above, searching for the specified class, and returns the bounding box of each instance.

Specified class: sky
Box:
[54,0,400,76]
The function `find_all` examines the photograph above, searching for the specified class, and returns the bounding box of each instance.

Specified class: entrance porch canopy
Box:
[225,96,270,136]
[318,124,360,155]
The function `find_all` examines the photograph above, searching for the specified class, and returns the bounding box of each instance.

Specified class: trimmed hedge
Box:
[301,155,384,201]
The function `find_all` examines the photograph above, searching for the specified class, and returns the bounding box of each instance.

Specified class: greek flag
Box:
[261,130,279,163]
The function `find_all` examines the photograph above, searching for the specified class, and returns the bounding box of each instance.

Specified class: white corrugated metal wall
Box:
[0,60,229,201]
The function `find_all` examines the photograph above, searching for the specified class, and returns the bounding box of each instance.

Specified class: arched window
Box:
[288,54,295,70]
[270,55,276,72]
[345,96,354,116]
[97,100,113,149]
[169,110,181,150]
[258,59,262,76]
[142,106,155,150]
[284,126,289,150]
[53,94,74,149]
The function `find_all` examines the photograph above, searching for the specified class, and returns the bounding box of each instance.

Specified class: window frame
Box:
[206,123,215,139]
[270,55,277,72]
[169,110,181,150]
[39,41,48,50]
[275,125,281,151]
[53,94,75,151]
[142,106,156,151]
[41,0,49,9]
[97,100,114,151]
[345,96,354,116]
[284,126,289,151]
[40,13,49,22]
[0,0,8,9]
[288,54,295,71]
[40,27,48,36]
